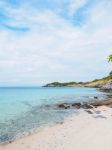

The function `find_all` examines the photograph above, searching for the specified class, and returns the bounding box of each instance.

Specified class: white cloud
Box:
[68,0,87,16]
[0,0,112,85]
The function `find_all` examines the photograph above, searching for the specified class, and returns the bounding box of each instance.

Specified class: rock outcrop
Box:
[56,98,112,110]
[99,80,112,92]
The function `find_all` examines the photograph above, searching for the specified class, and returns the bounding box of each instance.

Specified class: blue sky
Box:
[0,0,112,86]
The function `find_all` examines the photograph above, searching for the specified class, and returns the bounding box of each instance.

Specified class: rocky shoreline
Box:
[39,95,112,113]
[99,84,112,93]
[42,95,112,111]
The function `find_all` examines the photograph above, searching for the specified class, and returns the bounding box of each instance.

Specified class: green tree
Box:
[108,54,112,79]
[109,71,112,76]
[108,54,112,62]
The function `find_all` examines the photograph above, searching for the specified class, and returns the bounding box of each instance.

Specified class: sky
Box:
[0,0,112,86]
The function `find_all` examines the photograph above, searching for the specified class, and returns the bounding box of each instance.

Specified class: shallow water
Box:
[0,87,106,143]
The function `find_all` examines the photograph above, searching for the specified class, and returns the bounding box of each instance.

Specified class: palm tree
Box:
[108,54,112,79]
[108,54,112,62]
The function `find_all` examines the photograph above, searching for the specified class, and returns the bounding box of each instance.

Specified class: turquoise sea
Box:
[0,87,106,143]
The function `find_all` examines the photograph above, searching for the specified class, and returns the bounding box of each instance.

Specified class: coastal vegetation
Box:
[108,54,112,77]
[44,75,112,88]
[109,54,112,62]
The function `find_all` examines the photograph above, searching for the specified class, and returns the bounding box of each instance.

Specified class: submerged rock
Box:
[57,102,94,110]
[82,104,94,109]
[94,96,98,99]
[57,103,71,109]
[72,103,81,109]
[0,134,13,144]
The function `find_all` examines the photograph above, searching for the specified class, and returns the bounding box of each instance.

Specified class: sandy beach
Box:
[0,105,112,150]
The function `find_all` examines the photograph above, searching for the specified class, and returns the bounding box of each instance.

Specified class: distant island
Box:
[44,74,112,92]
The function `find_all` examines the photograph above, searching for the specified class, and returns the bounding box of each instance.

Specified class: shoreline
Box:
[0,95,112,150]
[0,105,112,150]
[0,96,111,144]
[0,93,109,144]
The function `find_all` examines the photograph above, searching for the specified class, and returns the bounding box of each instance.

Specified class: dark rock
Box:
[82,104,93,109]
[94,96,98,99]
[64,105,70,109]
[58,103,66,108]
[99,83,112,93]
[72,103,81,109]
[57,103,70,109]
[107,95,112,98]
[100,88,112,92]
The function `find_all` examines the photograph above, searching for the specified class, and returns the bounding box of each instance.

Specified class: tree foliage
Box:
[108,54,112,62]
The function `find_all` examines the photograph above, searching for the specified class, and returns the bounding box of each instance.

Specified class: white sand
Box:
[0,106,112,150]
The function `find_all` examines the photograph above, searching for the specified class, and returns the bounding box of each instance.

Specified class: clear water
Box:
[0,87,106,143]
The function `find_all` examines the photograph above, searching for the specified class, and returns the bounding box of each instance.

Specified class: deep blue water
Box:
[0,87,106,143]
